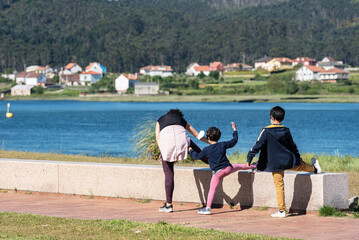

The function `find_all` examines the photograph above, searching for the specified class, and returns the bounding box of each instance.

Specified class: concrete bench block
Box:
[0,159,349,211]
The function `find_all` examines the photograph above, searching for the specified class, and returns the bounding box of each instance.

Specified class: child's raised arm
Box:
[231,121,237,131]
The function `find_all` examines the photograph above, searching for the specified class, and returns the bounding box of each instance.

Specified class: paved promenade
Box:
[0,191,358,240]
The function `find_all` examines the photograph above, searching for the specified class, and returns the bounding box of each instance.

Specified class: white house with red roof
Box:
[193,66,211,76]
[292,57,317,67]
[209,61,225,71]
[296,66,349,82]
[85,62,107,76]
[139,65,173,77]
[15,72,29,84]
[185,63,200,76]
[25,72,47,86]
[115,73,139,93]
[63,63,83,75]
[80,71,102,85]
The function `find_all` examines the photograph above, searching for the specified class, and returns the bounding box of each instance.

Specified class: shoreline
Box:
[3,94,359,103]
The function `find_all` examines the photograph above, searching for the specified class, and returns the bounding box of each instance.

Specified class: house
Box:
[185,63,200,76]
[320,68,349,83]
[254,56,272,70]
[193,66,211,76]
[115,73,139,93]
[11,85,34,96]
[80,71,102,85]
[139,65,173,77]
[62,74,81,86]
[26,65,40,72]
[267,57,294,71]
[25,72,47,86]
[296,66,325,81]
[15,72,28,84]
[224,63,253,72]
[296,66,349,82]
[85,62,106,76]
[317,57,345,70]
[209,61,225,71]
[63,63,83,75]
[134,82,159,95]
[292,57,317,67]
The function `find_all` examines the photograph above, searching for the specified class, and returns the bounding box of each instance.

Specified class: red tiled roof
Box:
[210,62,223,67]
[194,66,211,72]
[272,57,293,63]
[140,65,173,71]
[323,68,349,74]
[305,66,325,73]
[16,72,28,77]
[65,63,76,69]
[26,72,41,78]
[81,71,101,75]
[123,74,138,80]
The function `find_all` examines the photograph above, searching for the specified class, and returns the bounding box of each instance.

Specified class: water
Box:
[0,101,358,157]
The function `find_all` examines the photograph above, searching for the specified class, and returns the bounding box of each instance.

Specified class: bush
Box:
[319,206,347,217]
[32,86,44,94]
[132,120,161,160]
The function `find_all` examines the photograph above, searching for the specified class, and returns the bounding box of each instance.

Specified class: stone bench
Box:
[0,158,349,211]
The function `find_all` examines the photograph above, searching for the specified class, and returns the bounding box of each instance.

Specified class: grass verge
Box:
[0,212,286,240]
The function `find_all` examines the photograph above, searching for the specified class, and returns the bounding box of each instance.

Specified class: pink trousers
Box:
[206,164,254,208]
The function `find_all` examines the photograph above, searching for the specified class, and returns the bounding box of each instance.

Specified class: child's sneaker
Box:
[270,210,286,218]
[159,203,173,213]
[311,158,322,174]
[198,207,211,215]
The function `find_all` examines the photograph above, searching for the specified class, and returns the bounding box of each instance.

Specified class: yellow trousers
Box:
[272,160,315,212]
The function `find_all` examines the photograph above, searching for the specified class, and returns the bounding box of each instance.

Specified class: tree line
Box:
[0,0,359,73]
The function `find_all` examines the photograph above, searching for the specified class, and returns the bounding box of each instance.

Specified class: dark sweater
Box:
[247,125,301,172]
[190,131,238,173]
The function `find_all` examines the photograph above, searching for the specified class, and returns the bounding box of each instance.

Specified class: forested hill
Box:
[1,0,359,73]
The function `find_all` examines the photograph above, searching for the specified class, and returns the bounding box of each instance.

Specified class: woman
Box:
[156,109,208,213]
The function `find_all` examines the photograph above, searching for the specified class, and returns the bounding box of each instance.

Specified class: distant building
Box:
[267,57,294,71]
[317,57,345,70]
[254,56,272,70]
[139,65,173,77]
[115,73,139,93]
[62,74,81,86]
[63,63,83,75]
[25,72,47,86]
[224,63,253,72]
[15,72,28,84]
[185,63,200,76]
[209,62,225,71]
[292,57,317,67]
[296,65,349,82]
[134,82,159,95]
[193,66,211,76]
[80,71,102,85]
[11,85,34,96]
[85,62,106,76]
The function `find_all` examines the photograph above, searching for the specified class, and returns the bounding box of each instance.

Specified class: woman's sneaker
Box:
[270,210,286,218]
[311,158,322,174]
[159,203,173,213]
[198,207,211,215]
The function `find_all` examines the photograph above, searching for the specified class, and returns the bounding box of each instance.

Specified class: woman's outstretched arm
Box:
[186,123,209,144]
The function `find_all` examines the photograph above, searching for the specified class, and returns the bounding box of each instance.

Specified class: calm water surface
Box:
[0,101,358,157]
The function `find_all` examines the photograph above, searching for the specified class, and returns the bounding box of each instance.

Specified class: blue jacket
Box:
[247,125,301,172]
[190,131,238,173]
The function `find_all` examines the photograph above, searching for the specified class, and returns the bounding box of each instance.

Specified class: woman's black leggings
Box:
[162,139,203,204]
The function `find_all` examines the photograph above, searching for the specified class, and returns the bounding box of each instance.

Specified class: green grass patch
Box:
[319,206,347,217]
[253,206,269,211]
[0,212,285,239]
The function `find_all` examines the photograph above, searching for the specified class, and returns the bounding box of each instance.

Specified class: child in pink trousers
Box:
[189,122,255,214]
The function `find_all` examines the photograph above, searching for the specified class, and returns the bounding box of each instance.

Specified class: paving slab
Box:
[0,191,358,240]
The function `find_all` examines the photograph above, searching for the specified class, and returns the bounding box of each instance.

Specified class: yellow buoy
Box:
[6,103,13,118]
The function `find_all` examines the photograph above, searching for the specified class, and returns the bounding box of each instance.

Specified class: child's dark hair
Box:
[206,126,221,142]
[167,109,183,117]
[270,106,285,122]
